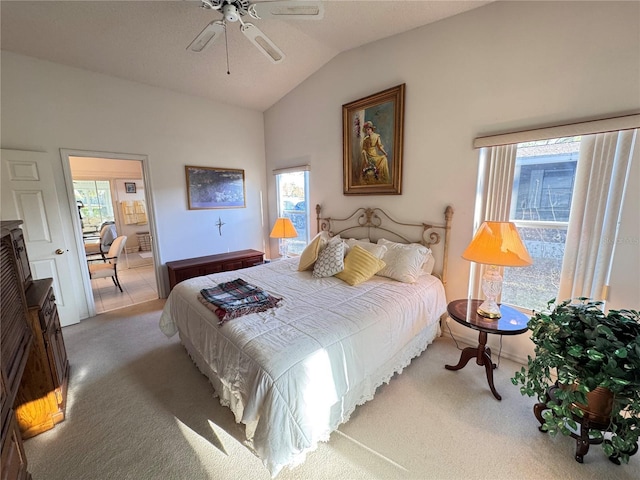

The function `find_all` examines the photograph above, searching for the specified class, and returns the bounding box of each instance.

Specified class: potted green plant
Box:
[512,297,640,464]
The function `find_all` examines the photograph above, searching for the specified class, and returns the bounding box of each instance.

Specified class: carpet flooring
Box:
[23,300,640,480]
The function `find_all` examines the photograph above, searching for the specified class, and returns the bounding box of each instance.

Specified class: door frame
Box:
[60,148,163,317]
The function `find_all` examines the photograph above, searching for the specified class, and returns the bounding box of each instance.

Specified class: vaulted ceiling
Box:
[1,1,492,111]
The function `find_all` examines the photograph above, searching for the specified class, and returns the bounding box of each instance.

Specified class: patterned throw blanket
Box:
[198,278,282,325]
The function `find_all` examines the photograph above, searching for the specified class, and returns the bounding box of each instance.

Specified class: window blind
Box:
[473,113,640,148]
[272,165,310,175]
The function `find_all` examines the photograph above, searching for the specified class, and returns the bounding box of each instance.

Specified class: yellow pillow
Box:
[335,245,386,286]
[298,233,324,271]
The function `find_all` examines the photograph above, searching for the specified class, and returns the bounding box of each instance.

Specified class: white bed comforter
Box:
[159,258,447,476]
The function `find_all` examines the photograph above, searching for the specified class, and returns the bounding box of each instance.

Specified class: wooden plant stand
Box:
[533,382,638,464]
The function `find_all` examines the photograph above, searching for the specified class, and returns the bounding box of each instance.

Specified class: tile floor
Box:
[91,253,158,315]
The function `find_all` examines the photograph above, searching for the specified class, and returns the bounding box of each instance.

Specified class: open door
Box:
[60,149,162,317]
[1,149,82,326]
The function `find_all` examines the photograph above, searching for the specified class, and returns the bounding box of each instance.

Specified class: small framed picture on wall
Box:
[125,182,137,194]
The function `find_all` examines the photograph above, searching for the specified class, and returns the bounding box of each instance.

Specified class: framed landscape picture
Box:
[342,84,405,195]
[185,166,246,209]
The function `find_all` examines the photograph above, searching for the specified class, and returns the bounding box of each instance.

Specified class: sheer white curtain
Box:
[558,129,638,302]
[468,144,517,299]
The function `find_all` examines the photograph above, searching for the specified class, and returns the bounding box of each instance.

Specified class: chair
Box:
[88,235,127,292]
[84,222,117,260]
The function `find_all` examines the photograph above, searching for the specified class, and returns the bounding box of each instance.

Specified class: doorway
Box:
[61,150,161,317]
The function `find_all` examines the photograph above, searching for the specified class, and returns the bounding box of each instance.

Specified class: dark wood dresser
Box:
[1,220,71,478]
[167,249,264,291]
[14,278,69,439]
[1,221,34,479]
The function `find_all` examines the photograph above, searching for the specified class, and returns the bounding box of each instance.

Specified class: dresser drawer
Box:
[39,288,56,332]
[44,307,68,391]
[1,411,30,480]
[242,255,265,268]
[201,263,224,275]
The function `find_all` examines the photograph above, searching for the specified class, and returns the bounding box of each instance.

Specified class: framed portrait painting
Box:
[342,84,405,195]
[185,166,246,209]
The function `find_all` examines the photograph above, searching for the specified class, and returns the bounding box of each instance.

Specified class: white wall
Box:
[264,1,640,362]
[1,52,269,313]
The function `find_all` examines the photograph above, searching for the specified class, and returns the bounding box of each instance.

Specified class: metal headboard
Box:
[316,204,454,285]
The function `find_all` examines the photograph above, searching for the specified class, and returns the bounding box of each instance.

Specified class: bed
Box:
[159,204,453,476]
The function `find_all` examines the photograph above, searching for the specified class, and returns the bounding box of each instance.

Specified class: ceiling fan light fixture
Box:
[241,23,284,63]
[222,4,240,22]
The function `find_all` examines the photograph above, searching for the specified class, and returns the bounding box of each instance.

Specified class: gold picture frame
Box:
[185,166,246,209]
[342,84,405,195]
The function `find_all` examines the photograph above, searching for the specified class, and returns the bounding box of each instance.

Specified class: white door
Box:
[1,149,81,326]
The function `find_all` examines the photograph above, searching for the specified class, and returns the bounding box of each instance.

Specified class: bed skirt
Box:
[177,320,440,476]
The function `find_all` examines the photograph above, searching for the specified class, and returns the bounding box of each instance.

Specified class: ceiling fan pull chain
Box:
[224,23,231,75]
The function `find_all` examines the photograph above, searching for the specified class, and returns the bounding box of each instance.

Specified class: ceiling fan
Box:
[187,0,324,64]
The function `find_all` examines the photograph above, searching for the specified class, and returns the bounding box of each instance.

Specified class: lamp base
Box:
[478,265,503,319]
[477,299,501,319]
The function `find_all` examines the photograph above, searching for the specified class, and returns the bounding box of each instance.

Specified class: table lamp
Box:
[462,221,532,319]
[270,217,298,258]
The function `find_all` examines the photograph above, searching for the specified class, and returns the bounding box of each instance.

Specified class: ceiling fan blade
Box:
[241,22,285,64]
[187,20,225,52]
[250,1,324,20]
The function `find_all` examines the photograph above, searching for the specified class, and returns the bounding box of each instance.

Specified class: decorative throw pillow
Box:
[298,232,330,271]
[375,239,429,283]
[335,245,386,286]
[312,239,345,278]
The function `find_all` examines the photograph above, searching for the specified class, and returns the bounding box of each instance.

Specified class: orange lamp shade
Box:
[461,221,532,267]
[269,217,298,239]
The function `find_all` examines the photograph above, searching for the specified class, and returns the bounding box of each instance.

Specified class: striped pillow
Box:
[335,245,386,286]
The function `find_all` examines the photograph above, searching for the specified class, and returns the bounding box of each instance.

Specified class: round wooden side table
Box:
[445,299,529,400]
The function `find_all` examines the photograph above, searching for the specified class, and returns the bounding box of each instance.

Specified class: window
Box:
[473,116,638,313]
[502,138,580,312]
[275,169,309,255]
[74,180,115,233]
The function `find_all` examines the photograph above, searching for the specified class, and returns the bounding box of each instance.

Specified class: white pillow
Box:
[328,234,343,245]
[312,239,345,278]
[345,238,370,245]
[421,251,436,275]
[375,239,430,283]
[344,238,387,259]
